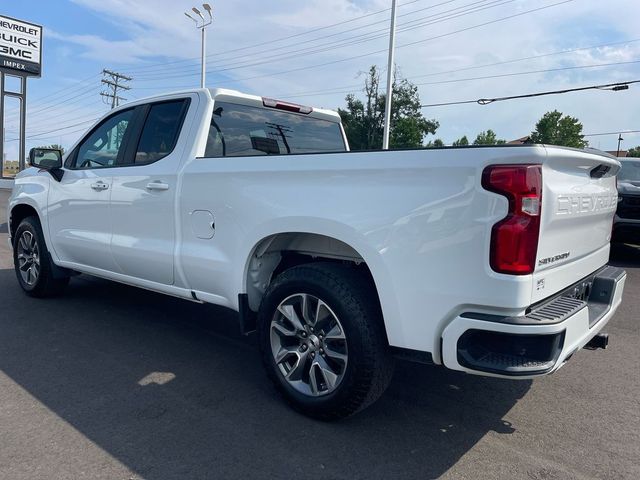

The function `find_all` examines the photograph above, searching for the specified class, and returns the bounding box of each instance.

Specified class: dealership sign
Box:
[0,15,42,77]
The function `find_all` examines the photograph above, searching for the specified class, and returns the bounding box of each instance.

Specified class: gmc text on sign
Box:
[0,15,42,77]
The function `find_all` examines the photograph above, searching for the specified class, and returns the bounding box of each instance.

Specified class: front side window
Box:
[204,101,346,157]
[74,109,133,169]
[135,100,187,164]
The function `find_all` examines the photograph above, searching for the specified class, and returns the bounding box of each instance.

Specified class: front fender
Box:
[9,173,51,251]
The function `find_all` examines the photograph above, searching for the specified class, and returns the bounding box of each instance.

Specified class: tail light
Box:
[482,164,542,275]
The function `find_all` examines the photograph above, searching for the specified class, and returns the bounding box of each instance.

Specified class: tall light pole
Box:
[185,4,213,88]
[382,0,398,150]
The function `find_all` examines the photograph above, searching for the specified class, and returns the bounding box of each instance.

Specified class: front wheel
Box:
[258,262,394,420]
[13,216,69,297]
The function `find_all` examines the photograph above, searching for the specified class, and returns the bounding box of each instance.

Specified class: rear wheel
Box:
[13,216,69,297]
[258,262,394,420]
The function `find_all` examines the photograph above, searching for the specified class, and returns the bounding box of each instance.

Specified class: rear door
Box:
[532,147,619,301]
[108,97,192,285]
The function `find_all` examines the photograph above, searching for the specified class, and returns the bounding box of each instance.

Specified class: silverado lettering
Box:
[538,252,570,266]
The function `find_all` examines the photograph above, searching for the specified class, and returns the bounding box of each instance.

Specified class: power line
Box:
[4,84,101,121]
[133,0,503,79]
[413,59,640,86]
[28,0,572,111]
[6,118,99,142]
[5,126,96,144]
[130,39,640,103]
[583,129,640,137]
[133,0,519,81]
[27,111,104,134]
[5,0,580,136]
[101,69,132,109]
[24,103,106,132]
[27,119,97,138]
[412,38,640,81]
[122,0,431,74]
[420,79,640,108]
[275,54,640,99]
[134,0,573,87]
[15,51,639,135]
[227,0,575,84]
[22,73,101,104]
[47,54,640,98]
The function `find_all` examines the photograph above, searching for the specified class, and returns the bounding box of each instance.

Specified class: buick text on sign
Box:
[0,15,42,77]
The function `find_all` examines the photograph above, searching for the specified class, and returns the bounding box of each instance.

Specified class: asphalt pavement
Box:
[0,187,638,480]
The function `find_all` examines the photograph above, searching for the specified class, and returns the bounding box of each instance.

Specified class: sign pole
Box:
[19,76,27,171]
[0,72,4,177]
[0,15,43,179]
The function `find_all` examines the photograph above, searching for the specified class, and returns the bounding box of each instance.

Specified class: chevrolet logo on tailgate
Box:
[557,194,618,215]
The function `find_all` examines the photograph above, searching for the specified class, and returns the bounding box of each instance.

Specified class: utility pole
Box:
[185,4,213,88]
[266,122,292,153]
[382,0,398,150]
[617,133,624,157]
[100,69,132,109]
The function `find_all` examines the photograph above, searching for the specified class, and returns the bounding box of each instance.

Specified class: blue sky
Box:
[2,0,639,158]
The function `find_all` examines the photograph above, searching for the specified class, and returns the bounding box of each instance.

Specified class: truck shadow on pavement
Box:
[0,269,531,479]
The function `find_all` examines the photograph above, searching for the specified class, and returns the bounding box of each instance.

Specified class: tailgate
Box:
[533,147,620,302]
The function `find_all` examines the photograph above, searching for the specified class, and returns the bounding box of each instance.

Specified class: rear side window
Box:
[135,100,188,164]
[204,101,345,157]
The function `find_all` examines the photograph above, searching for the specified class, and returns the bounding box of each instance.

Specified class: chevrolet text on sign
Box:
[0,15,42,76]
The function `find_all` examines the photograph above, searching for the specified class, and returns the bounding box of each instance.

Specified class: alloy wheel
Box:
[16,231,40,286]
[270,293,348,397]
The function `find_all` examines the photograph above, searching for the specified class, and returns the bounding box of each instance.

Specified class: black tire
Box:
[13,216,69,298]
[258,262,394,420]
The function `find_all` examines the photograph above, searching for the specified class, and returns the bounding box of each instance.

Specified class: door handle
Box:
[146,181,170,191]
[90,181,109,191]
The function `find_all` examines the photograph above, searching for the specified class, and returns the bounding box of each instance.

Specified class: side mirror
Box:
[29,148,63,170]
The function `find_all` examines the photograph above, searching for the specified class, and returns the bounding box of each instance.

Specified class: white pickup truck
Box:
[8,88,626,419]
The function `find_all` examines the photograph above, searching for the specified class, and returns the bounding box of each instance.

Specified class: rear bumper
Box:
[441,265,626,378]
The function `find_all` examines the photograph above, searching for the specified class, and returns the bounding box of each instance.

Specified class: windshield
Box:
[618,160,640,182]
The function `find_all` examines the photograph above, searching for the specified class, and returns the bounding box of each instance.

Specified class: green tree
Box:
[338,66,439,150]
[426,138,444,147]
[627,146,640,157]
[452,136,469,146]
[530,110,588,148]
[473,129,506,145]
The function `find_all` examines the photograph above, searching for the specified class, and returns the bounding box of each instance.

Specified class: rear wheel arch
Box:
[244,232,381,312]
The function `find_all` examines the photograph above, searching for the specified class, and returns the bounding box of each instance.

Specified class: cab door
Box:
[47,108,135,272]
[108,97,192,285]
